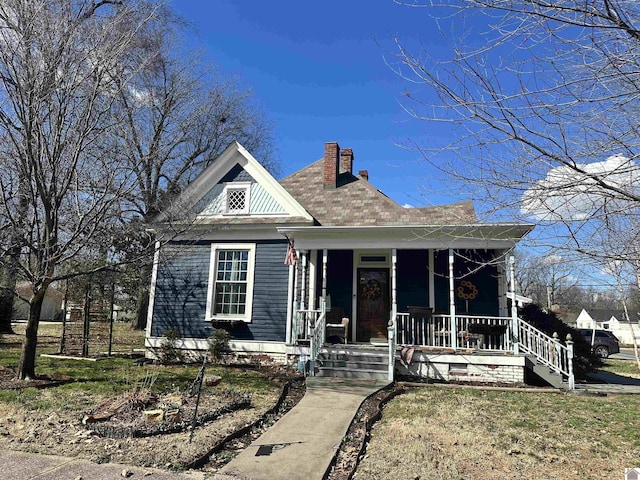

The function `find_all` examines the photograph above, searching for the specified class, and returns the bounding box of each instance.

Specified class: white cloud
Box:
[521,155,639,221]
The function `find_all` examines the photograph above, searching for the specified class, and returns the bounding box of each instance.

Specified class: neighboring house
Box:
[575,308,640,345]
[146,141,574,387]
[13,282,64,321]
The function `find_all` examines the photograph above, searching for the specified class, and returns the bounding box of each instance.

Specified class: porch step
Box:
[315,345,390,381]
[525,355,568,390]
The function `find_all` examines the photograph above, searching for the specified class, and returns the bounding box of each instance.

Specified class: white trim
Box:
[449,248,457,350]
[308,250,317,310]
[391,248,397,319]
[145,240,161,339]
[146,337,287,355]
[286,263,294,344]
[356,249,390,268]
[206,243,256,323]
[222,182,251,215]
[300,252,307,310]
[428,249,435,309]
[156,141,313,224]
[278,224,533,250]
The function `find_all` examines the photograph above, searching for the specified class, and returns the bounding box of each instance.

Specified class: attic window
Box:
[224,183,251,215]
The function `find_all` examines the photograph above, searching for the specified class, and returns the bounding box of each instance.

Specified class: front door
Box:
[356,268,390,342]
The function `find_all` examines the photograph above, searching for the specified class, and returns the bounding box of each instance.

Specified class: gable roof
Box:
[583,308,637,323]
[154,141,313,225]
[280,159,477,227]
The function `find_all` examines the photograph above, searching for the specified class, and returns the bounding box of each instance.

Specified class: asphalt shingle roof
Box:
[280,159,477,226]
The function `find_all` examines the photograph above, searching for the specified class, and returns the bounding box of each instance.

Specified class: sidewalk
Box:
[216,377,390,480]
[0,450,204,480]
[575,370,640,394]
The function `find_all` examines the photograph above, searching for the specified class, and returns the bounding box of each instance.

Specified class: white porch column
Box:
[308,250,317,310]
[497,252,508,317]
[510,255,520,354]
[286,263,295,344]
[449,248,457,350]
[428,249,435,309]
[322,249,328,298]
[300,251,307,310]
[293,250,299,309]
[391,248,397,321]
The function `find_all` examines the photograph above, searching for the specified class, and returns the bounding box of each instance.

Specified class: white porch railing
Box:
[293,298,328,376]
[518,318,575,389]
[395,312,512,351]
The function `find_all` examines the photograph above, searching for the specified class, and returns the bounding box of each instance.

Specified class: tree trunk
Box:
[18,288,47,380]
[0,251,19,334]
[133,284,150,330]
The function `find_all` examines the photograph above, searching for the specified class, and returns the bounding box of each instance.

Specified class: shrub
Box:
[208,328,231,363]
[159,328,184,364]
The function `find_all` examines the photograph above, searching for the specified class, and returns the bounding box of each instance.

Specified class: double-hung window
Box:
[206,244,256,322]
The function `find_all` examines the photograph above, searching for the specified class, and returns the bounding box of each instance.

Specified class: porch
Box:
[291,299,575,389]
[279,227,574,389]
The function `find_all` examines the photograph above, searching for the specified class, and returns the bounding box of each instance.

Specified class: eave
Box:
[277,223,534,250]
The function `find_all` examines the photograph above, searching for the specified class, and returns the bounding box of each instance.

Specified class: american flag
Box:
[284,240,297,265]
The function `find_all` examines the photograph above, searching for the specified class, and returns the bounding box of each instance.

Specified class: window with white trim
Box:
[206,244,255,322]
[223,182,251,215]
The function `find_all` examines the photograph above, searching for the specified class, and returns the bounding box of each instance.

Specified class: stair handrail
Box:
[309,297,328,376]
[517,317,574,388]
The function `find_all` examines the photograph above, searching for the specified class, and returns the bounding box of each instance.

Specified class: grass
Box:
[357,387,640,480]
[0,322,279,414]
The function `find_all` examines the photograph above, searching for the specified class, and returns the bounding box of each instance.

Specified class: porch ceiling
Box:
[277,223,534,250]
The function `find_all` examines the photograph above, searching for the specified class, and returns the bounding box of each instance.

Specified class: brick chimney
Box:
[340,148,354,174]
[358,169,369,181]
[324,142,340,189]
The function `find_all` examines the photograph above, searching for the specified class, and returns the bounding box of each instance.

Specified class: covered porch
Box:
[279,223,529,351]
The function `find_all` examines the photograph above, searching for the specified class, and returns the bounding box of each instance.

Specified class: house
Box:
[13,282,64,321]
[575,308,640,345]
[146,141,575,388]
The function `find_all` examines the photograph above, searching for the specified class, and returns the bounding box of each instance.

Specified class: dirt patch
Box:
[200,378,306,474]
[326,385,402,480]
[0,364,302,470]
[0,366,71,389]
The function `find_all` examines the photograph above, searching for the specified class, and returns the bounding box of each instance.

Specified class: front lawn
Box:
[357,386,639,480]
[0,323,290,470]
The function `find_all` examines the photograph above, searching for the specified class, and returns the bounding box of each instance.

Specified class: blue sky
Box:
[169,0,461,208]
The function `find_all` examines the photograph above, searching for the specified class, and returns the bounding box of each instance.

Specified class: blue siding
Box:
[397,250,429,312]
[220,164,254,183]
[433,249,499,316]
[151,245,211,338]
[151,240,289,342]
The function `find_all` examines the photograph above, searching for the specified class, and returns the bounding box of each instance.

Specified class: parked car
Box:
[578,328,620,358]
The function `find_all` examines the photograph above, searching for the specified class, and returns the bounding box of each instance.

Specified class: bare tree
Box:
[392,0,640,267]
[0,0,162,379]
[109,15,276,329]
[392,0,640,359]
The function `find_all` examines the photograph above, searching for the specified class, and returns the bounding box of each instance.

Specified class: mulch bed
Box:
[0,366,72,390]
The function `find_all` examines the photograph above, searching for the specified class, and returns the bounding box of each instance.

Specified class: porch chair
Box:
[325,306,349,344]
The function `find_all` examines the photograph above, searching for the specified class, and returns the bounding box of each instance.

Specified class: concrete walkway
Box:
[0,449,204,480]
[575,370,640,394]
[216,377,390,480]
